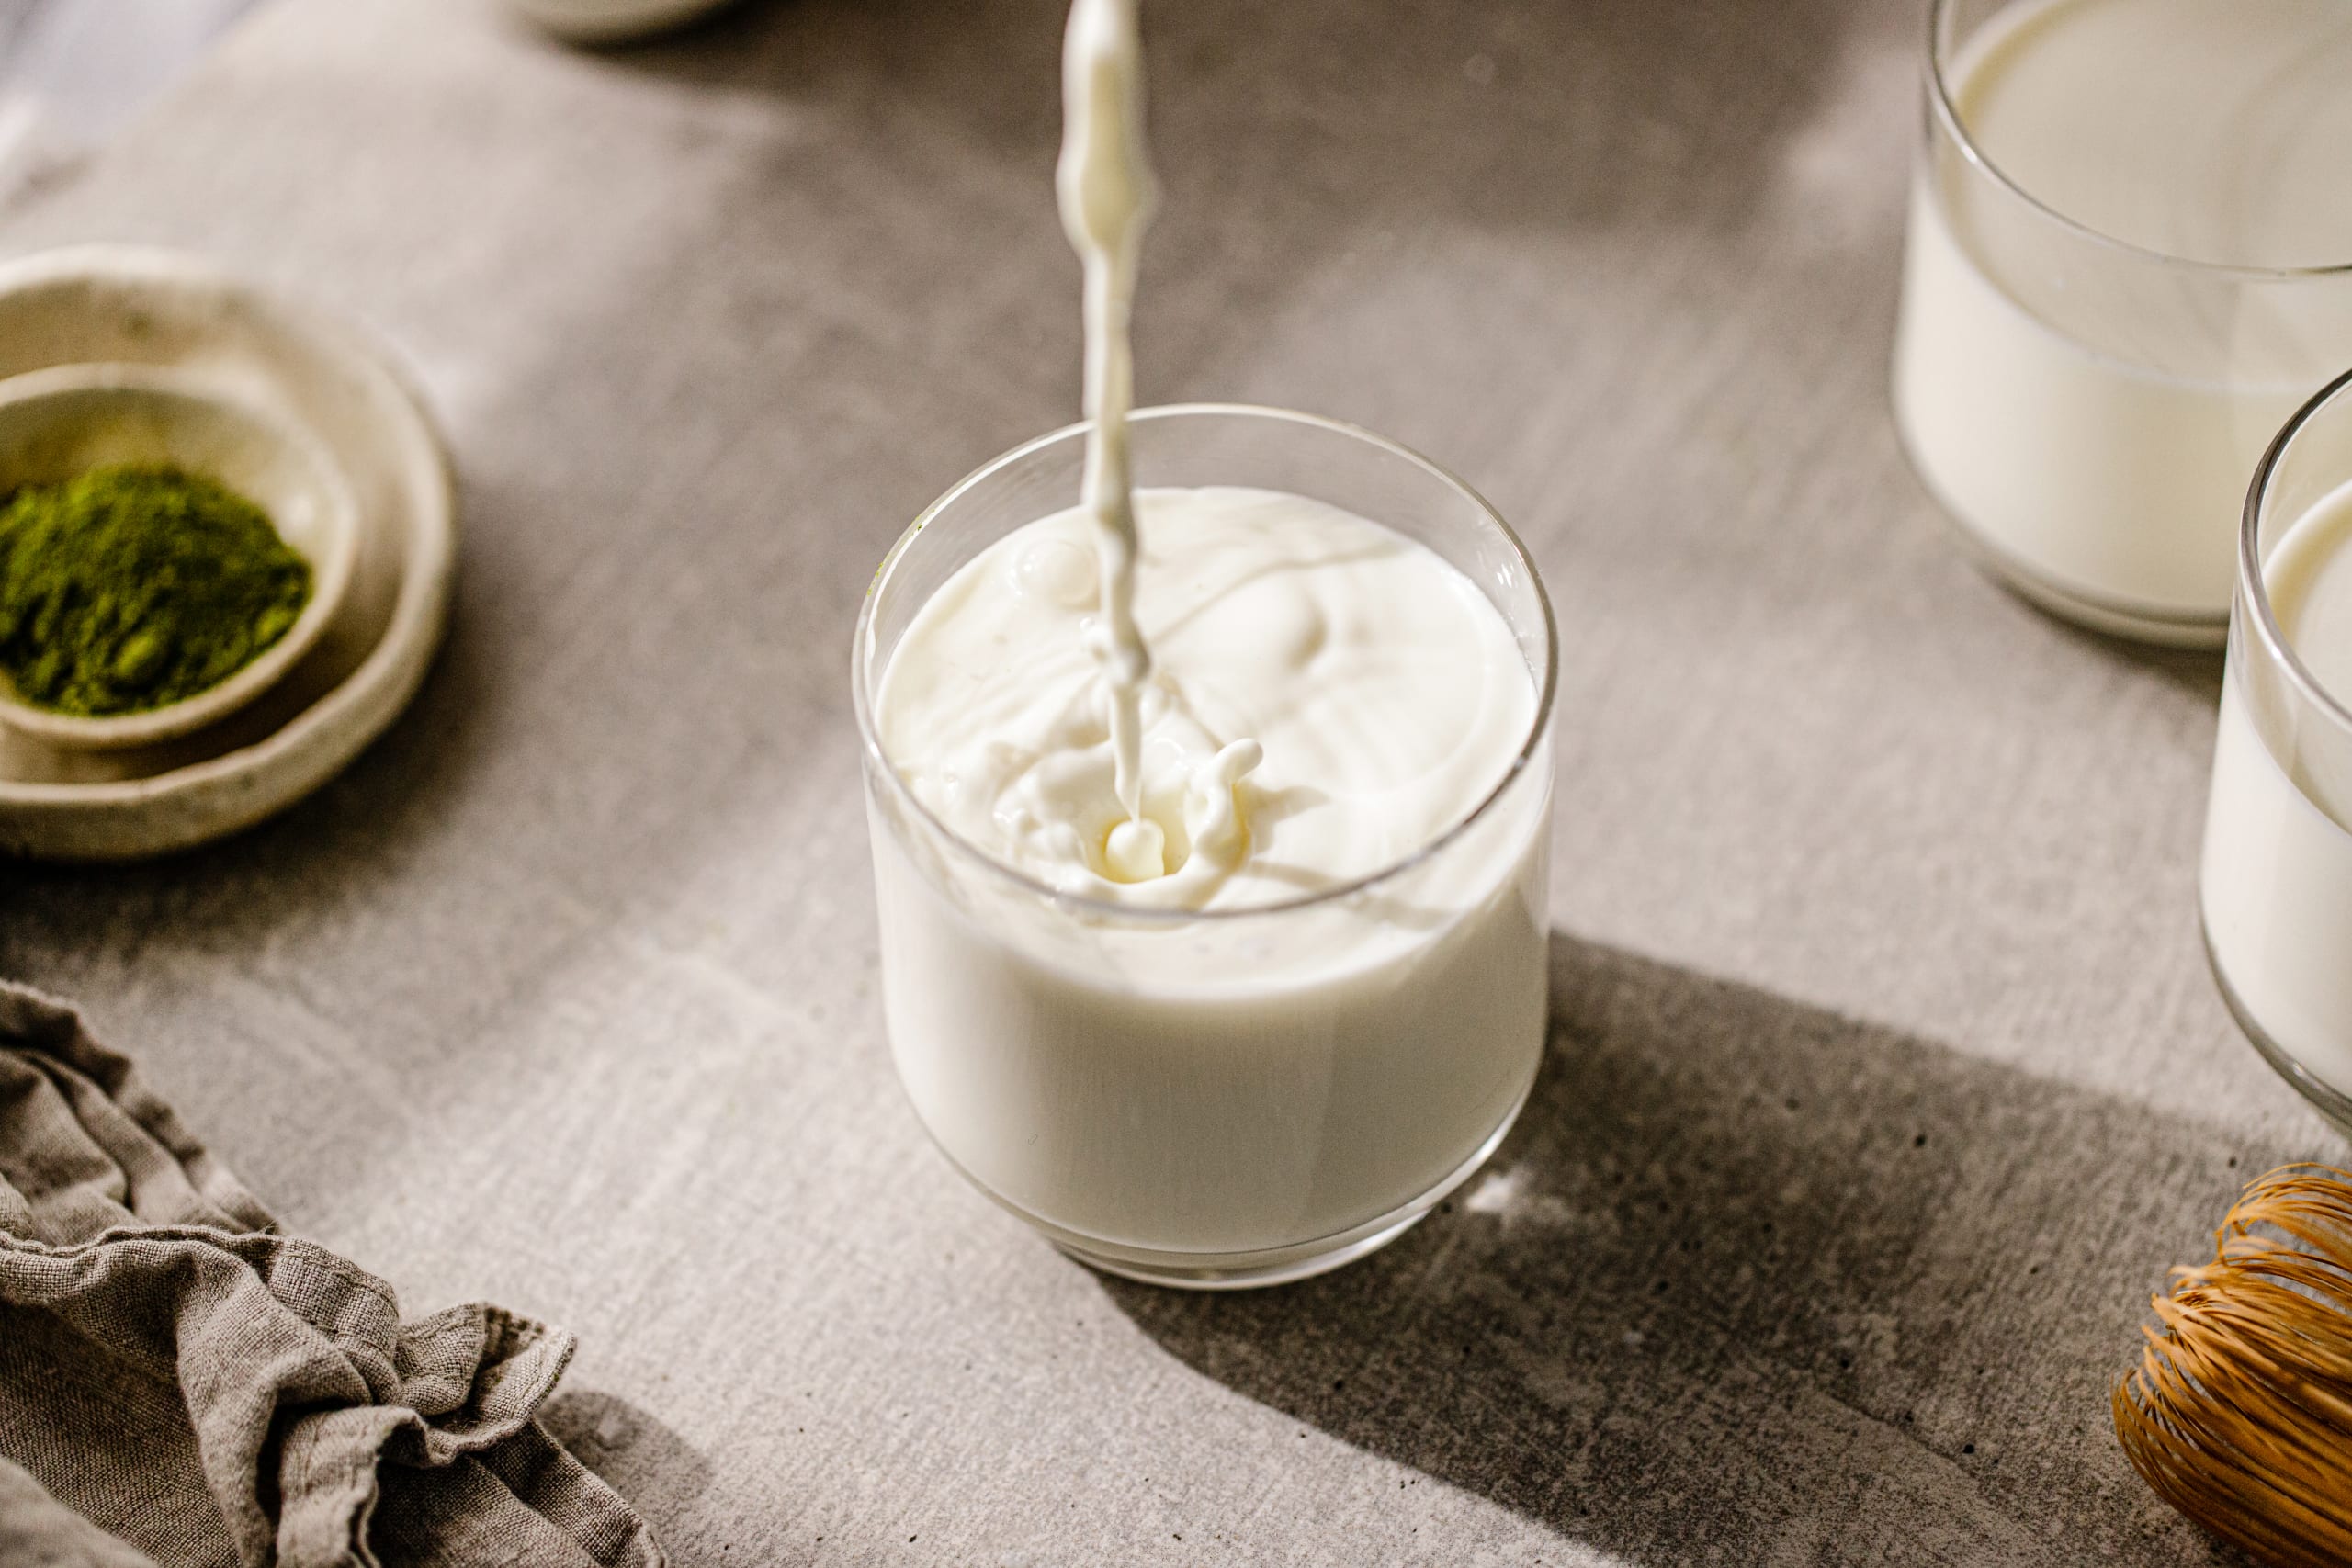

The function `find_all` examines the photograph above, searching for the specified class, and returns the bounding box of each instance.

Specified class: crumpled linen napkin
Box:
[0,982,665,1568]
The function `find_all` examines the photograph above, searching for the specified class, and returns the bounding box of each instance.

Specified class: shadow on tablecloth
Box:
[1106,933,2301,1566]
[540,1390,717,1527]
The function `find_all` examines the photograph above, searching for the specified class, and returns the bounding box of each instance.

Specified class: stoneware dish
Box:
[0,362,360,750]
[0,244,456,863]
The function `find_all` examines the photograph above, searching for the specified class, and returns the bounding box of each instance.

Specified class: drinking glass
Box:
[2202,367,2352,1134]
[854,405,1558,1288]
[1891,0,2352,648]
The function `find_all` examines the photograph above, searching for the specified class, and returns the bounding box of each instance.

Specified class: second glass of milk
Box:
[1892,0,2352,649]
[2203,369,2352,1135]
[854,406,1557,1289]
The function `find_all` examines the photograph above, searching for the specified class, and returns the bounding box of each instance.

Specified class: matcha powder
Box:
[0,464,312,717]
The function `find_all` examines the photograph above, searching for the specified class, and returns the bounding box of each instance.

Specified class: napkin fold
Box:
[0,982,664,1568]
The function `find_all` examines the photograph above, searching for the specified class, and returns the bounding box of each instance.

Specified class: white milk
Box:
[1892,0,2352,636]
[864,0,1551,1271]
[872,488,1549,1257]
[878,489,1535,911]
[2203,480,2352,1099]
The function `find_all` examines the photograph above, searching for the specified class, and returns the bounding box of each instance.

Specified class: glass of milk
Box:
[2202,368,2352,1134]
[1891,0,2352,649]
[854,405,1557,1289]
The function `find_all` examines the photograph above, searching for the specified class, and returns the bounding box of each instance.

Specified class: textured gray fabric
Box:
[1,0,2346,1562]
[0,983,664,1568]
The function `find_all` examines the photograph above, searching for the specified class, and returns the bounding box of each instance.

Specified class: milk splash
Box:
[1057,0,1261,886]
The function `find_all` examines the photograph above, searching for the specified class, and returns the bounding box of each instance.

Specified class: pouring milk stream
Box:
[1058,0,1183,882]
[881,0,1533,913]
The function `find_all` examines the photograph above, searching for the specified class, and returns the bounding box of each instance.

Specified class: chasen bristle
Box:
[2114,1166,2352,1568]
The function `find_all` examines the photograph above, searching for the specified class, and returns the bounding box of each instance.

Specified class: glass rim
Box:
[1924,0,2352,283]
[850,401,1561,926]
[2241,364,2352,739]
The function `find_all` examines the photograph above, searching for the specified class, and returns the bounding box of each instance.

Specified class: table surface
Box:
[2,0,2329,1562]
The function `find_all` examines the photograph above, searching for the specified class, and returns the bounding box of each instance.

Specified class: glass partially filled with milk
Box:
[854,406,1556,1288]
[2203,370,2352,1133]
[1893,0,2352,648]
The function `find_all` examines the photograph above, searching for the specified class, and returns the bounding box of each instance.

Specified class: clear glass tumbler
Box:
[2202,367,2352,1134]
[854,405,1558,1289]
[1891,0,2352,648]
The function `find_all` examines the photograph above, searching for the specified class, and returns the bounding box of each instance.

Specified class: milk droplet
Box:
[1014,539,1097,609]
[1103,816,1167,881]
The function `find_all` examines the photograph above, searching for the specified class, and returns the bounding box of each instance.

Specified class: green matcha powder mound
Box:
[0,464,312,717]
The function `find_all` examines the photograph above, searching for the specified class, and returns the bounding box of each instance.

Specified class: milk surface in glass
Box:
[1892,0,2352,640]
[2203,479,2352,1102]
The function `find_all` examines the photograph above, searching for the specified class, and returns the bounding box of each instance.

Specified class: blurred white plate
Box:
[506,0,737,45]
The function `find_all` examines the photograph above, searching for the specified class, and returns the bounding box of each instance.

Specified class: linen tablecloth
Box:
[2,0,2332,1561]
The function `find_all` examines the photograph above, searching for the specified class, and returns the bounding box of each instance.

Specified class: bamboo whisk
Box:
[2114,1166,2352,1567]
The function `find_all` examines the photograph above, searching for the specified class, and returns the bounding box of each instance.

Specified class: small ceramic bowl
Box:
[0,363,358,750]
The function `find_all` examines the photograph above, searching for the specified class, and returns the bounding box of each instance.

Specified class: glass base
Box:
[1967,542,2229,651]
[1893,421,2229,651]
[1053,1199,1444,1291]
[963,1074,1537,1292]
[2202,919,2352,1141]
